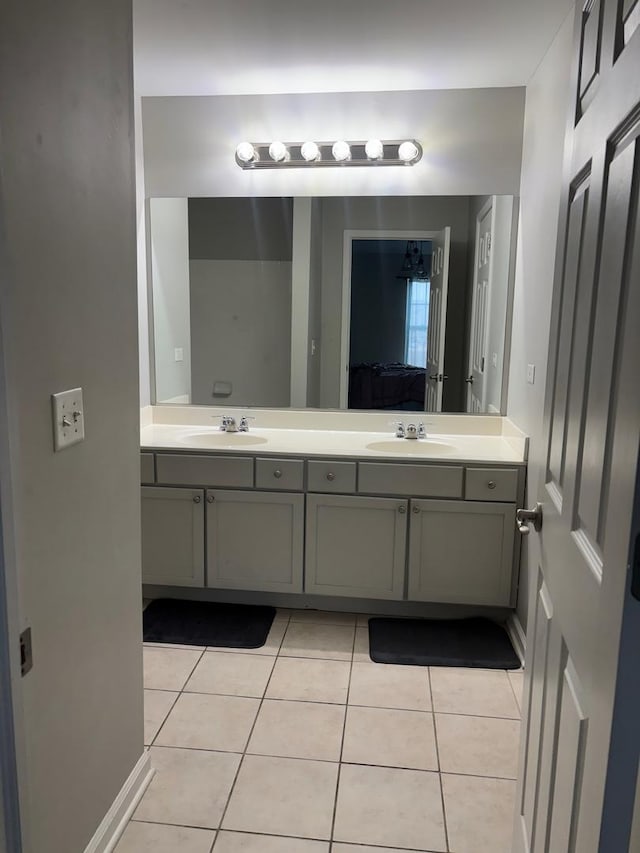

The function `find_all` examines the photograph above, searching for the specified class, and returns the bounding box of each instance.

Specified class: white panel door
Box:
[425,226,451,412]
[466,199,493,412]
[514,2,640,851]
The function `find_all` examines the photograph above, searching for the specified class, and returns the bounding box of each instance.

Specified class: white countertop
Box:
[141,423,526,465]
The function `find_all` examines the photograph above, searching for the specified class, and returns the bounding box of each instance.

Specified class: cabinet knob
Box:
[207,495,214,503]
[487,480,497,490]
[193,495,201,504]
[398,505,407,514]
[412,505,420,514]
[274,469,283,479]
[326,472,336,482]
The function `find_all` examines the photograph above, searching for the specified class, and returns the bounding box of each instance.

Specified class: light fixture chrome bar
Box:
[235,139,423,169]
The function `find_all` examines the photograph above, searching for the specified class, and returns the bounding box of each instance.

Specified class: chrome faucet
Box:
[238,416,254,432]
[394,421,427,440]
[219,415,238,433]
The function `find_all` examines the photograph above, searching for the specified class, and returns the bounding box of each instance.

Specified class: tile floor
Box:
[117,608,524,853]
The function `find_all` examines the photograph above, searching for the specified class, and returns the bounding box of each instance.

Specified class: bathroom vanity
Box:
[141,408,527,613]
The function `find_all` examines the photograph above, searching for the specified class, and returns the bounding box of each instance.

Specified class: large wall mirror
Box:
[148,194,518,415]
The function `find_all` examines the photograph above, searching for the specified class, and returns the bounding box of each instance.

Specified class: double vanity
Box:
[141,407,528,616]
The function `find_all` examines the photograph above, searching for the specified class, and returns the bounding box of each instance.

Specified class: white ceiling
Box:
[133,0,574,97]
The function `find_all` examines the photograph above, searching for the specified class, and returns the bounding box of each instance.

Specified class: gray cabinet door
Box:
[141,486,205,587]
[207,490,304,593]
[305,494,407,600]
[408,499,516,606]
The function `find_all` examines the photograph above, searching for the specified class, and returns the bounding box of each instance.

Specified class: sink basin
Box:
[178,432,268,448]
[366,440,454,455]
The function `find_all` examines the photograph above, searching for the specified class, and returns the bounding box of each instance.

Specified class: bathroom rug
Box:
[143,598,276,648]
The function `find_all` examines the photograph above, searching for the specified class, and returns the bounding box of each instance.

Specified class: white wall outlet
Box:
[527,364,536,385]
[51,388,85,451]
[174,347,184,362]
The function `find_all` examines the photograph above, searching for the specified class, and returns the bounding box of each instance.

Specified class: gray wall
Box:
[150,198,192,403]
[187,198,293,407]
[507,10,574,630]
[319,196,472,409]
[0,1,144,851]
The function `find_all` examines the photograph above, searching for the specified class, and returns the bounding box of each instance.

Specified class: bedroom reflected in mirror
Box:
[148,195,518,415]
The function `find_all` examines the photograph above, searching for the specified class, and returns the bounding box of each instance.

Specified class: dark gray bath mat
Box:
[368,616,520,669]
[143,599,276,648]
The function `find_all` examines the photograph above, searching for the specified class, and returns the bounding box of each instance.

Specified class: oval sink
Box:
[178,432,268,448]
[366,440,454,455]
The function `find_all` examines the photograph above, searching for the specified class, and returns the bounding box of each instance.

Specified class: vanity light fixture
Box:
[268,141,289,162]
[234,139,423,169]
[235,141,258,164]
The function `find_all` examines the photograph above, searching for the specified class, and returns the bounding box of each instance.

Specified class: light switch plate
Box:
[527,364,536,385]
[174,347,184,362]
[51,387,85,451]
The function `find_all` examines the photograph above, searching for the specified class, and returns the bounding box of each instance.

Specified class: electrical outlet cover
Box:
[52,387,85,451]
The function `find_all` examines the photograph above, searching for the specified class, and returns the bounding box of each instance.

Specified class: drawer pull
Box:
[398,505,407,514]
[193,495,201,504]
[274,469,283,479]
[207,495,214,504]
[487,480,497,489]
[412,505,420,514]
[326,472,336,482]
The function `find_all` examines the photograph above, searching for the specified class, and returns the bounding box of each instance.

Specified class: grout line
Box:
[328,619,357,845]
[428,667,450,853]
[214,616,291,835]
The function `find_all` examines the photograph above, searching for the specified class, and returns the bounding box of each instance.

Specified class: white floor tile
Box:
[333,763,447,851]
[279,622,355,660]
[352,627,372,663]
[289,609,357,626]
[508,669,525,711]
[155,692,259,752]
[134,746,240,828]
[266,657,351,704]
[435,713,521,779]
[342,706,438,771]
[442,773,517,853]
[247,699,345,761]
[184,651,275,697]
[349,662,431,711]
[143,646,203,691]
[143,690,178,746]
[214,830,329,852]
[222,754,339,839]
[430,667,520,718]
[114,821,215,852]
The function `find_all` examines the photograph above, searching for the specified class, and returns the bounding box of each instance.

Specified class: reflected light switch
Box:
[174,348,184,362]
[52,387,85,451]
[527,364,536,385]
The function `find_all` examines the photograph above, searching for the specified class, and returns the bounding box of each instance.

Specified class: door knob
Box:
[516,503,543,535]
[193,495,201,504]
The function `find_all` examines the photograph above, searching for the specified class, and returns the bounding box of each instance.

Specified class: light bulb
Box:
[332,140,351,162]
[365,139,384,160]
[268,141,288,162]
[235,142,256,163]
[398,140,420,163]
[301,141,320,162]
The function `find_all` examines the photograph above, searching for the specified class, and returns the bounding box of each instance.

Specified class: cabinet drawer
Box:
[465,467,519,502]
[256,457,304,491]
[308,460,356,493]
[156,454,253,488]
[140,452,155,484]
[358,462,463,498]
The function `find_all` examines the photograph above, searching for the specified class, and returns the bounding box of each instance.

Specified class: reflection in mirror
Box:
[148,195,518,414]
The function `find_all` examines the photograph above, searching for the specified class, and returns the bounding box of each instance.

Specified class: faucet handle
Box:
[218,415,231,431]
[418,422,427,439]
[239,416,255,432]
[393,421,406,438]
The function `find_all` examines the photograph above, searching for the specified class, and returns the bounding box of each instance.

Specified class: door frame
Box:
[339,229,439,409]
[466,197,494,412]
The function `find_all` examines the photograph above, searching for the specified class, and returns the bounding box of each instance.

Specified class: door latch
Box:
[20,627,33,676]
[516,503,543,535]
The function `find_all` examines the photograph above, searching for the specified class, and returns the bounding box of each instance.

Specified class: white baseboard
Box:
[506,612,526,666]
[84,751,154,853]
